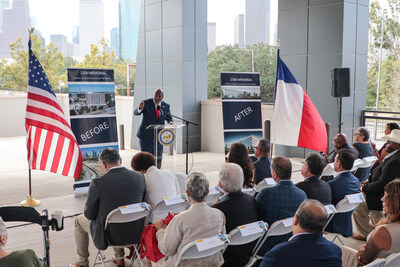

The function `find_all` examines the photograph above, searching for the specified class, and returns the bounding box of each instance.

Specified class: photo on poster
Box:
[224,131,263,154]
[76,144,119,182]
[69,84,115,116]
[221,86,261,99]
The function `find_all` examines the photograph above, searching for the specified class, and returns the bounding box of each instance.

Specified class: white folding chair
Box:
[172,171,188,194]
[351,158,364,172]
[321,163,336,176]
[329,193,365,245]
[225,221,268,254]
[175,234,230,267]
[363,258,385,267]
[256,178,276,192]
[150,194,189,223]
[385,251,400,267]
[322,204,337,232]
[245,217,294,267]
[358,156,378,168]
[242,187,257,196]
[206,187,223,206]
[93,202,151,267]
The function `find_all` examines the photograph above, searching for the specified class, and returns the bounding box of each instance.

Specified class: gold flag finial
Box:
[277,39,281,49]
[28,28,35,39]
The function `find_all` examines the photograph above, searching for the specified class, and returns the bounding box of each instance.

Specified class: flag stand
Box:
[21,169,40,207]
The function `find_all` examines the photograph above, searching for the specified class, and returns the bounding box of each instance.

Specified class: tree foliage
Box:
[0,34,64,92]
[207,43,277,103]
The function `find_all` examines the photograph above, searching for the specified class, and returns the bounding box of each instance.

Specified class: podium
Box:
[146,123,185,164]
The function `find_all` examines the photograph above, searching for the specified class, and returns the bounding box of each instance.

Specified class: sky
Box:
[27,0,278,46]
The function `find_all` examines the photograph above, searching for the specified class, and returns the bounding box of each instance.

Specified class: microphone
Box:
[157,105,164,115]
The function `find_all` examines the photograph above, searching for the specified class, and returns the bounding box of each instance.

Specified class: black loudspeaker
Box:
[331,68,350,97]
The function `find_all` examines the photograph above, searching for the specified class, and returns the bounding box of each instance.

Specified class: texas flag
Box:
[271,50,327,152]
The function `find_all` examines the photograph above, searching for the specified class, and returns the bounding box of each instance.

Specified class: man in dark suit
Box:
[325,133,358,163]
[70,148,146,267]
[255,157,307,255]
[212,163,258,267]
[252,139,272,184]
[296,153,331,205]
[326,149,360,237]
[353,129,400,240]
[134,89,172,168]
[260,199,342,267]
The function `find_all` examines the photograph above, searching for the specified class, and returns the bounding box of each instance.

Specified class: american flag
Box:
[25,40,83,179]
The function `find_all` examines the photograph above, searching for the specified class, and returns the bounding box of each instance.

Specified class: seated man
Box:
[252,139,272,184]
[131,152,179,222]
[296,153,332,205]
[0,217,43,266]
[212,163,258,267]
[325,133,358,163]
[255,157,307,255]
[154,172,226,267]
[260,199,342,267]
[326,149,360,237]
[70,148,146,267]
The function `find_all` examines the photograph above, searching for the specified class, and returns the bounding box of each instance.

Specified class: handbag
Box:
[139,212,176,263]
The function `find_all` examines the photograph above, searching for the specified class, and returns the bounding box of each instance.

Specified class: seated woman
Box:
[371,122,400,172]
[227,143,255,188]
[352,127,374,182]
[0,217,43,267]
[342,178,400,267]
[154,172,226,267]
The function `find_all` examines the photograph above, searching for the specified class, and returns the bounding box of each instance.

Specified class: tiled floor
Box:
[0,136,364,266]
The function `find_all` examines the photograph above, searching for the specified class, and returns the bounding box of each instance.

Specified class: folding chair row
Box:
[321,156,377,177]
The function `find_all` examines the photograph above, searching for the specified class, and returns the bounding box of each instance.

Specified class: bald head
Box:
[333,133,348,149]
[295,199,327,233]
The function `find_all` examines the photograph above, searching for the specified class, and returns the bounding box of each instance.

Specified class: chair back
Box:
[335,193,364,213]
[363,258,385,267]
[385,252,400,267]
[321,163,336,176]
[206,187,223,206]
[242,187,257,196]
[358,156,378,168]
[256,178,276,192]
[175,235,229,267]
[322,204,337,232]
[172,171,188,194]
[151,194,189,222]
[228,221,268,246]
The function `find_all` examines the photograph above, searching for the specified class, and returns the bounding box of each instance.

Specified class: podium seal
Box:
[158,128,175,146]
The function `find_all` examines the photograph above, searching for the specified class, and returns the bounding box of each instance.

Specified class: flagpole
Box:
[270,40,281,158]
[21,29,40,207]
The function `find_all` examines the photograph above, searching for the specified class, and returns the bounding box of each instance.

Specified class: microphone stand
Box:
[158,107,199,174]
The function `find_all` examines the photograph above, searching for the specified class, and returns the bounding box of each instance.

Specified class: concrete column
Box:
[131,0,207,153]
[276,0,369,157]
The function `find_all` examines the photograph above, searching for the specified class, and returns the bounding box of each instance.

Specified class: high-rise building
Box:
[234,14,245,48]
[245,0,270,46]
[30,16,45,47]
[110,27,118,57]
[0,0,30,58]
[79,0,104,57]
[51,34,67,54]
[72,25,79,44]
[119,0,140,62]
[207,22,216,52]
[0,0,10,32]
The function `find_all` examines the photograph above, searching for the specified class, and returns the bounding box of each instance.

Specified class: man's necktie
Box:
[156,106,160,120]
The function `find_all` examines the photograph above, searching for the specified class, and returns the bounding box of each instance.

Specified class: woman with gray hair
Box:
[0,217,43,266]
[352,127,374,182]
[154,172,226,267]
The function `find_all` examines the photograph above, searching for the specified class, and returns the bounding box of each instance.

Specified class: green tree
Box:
[207,43,277,103]
[0,34,64,91]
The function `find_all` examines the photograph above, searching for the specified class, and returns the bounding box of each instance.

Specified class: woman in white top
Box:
[342,178,400,266]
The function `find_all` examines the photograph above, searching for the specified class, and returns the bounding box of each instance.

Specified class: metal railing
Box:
[362,110,400,147]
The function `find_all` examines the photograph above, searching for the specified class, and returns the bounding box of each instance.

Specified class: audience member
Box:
[0,217,43,267]
[326,150,360,237]
[353,129,400,241]
[352,127,374,182]
[371,122,400,171]
[324,133,358,163]
[212,163,258,267]
[260,200,342,267]
[255,157,306,255]
[228,143,255,188]
[342,179,400,267]
[252,139,272,184]
[296,153,331,205]
[131,152,179,222]
[155,172,225,267]
[70,148,146,267]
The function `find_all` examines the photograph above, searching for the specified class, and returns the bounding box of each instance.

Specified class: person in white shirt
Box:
[131,152,179,222]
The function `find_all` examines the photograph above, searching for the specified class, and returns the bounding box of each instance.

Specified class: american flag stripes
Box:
[25,40,82,179]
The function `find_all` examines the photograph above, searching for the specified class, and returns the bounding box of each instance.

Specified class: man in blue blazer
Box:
[261,199,342,267]
[326,149,360,237]
[255,157,307,255]
[252,139,272,184]
[134,89,172,168]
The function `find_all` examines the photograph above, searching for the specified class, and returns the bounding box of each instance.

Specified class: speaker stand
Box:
[338,96,343,133]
